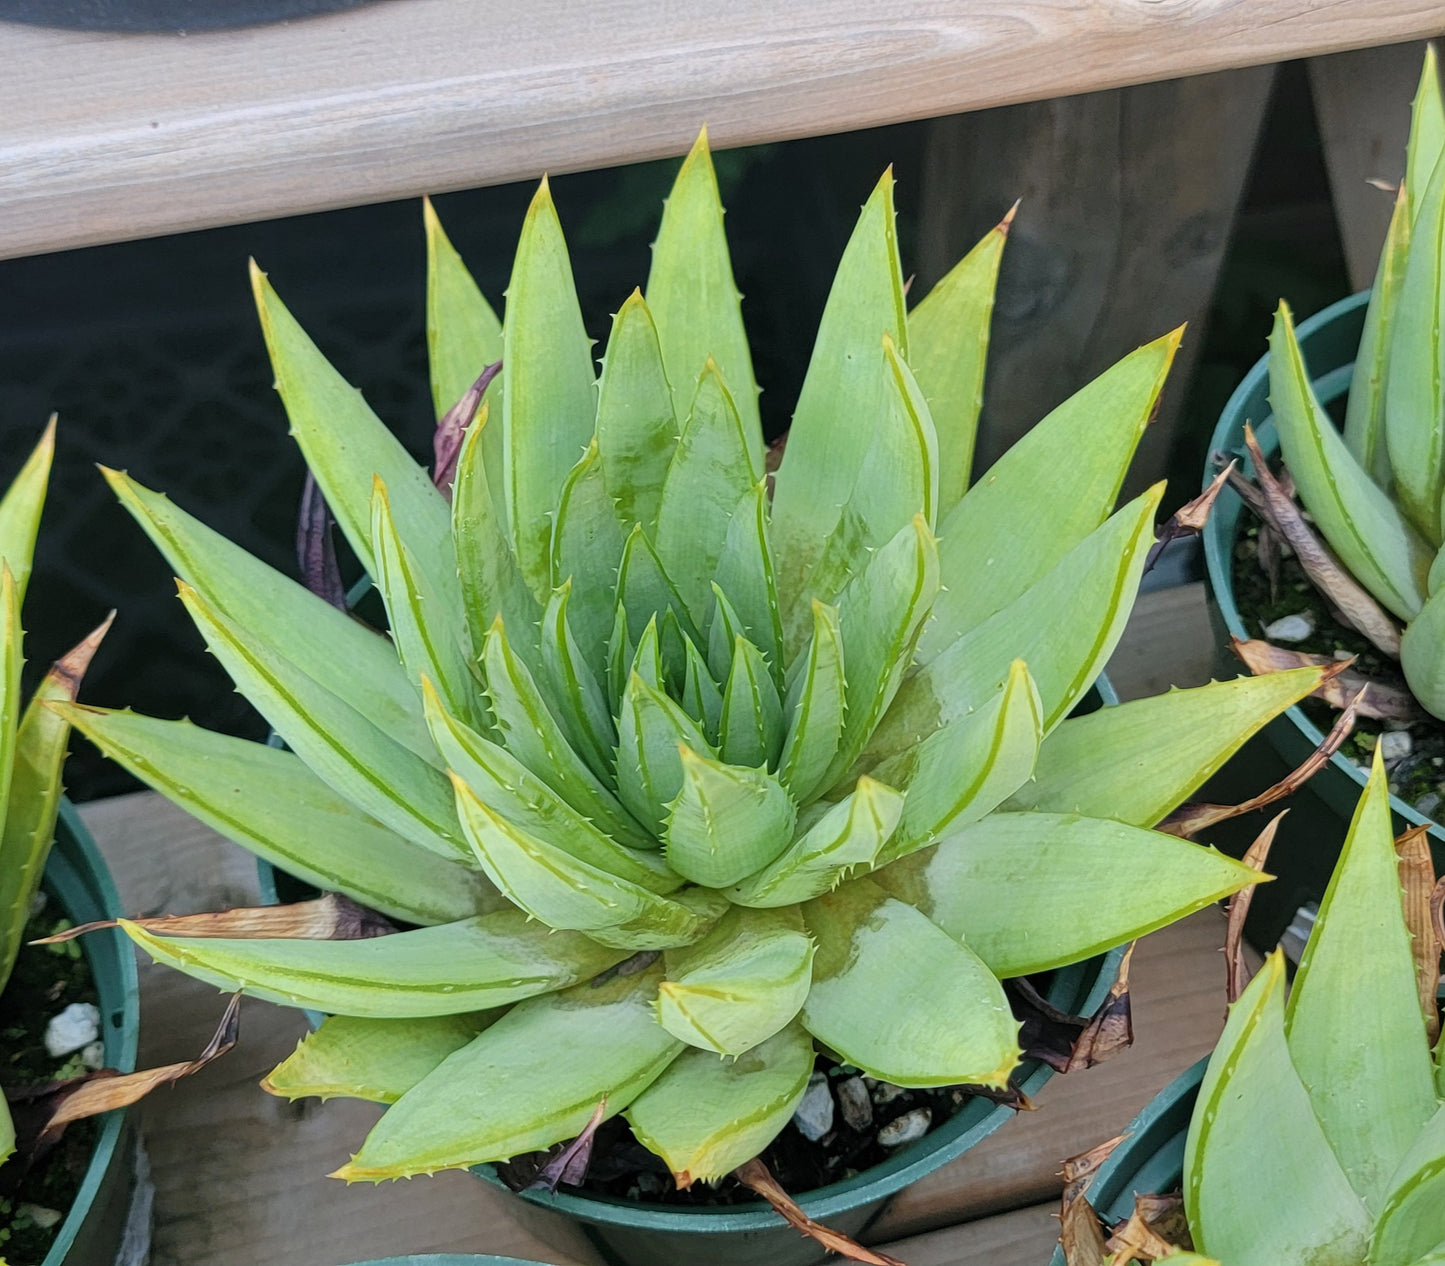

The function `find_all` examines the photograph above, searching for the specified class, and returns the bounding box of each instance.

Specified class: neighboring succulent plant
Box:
[1266,47,1445,717]
[1075,751,1445,1266]
[0,423,110,1163]
[63,133,1326,1189]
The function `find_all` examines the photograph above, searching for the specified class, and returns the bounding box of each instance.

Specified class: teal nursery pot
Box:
[27,802,143,1266]
[1201,290,1445,944]
[1045,1060,1204,1266]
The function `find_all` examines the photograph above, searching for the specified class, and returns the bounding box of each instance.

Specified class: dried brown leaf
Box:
[1144,462,1234,576]
[1158,691,1360,838]
[1231,638,1420,722]
[33,893,394,945]
[296,470,347,611]
[1237,425,1402,657]
[527,1097,607,1193]
[46,612,115,697]
[733,1158,905,1266]
[1396,825,1440,1044]
[1106,1200,1184,1264]
[1226,812,1283,1003]
[433,361,501,497]
[1059,1136,1124,1266]
[1064,943,1135,1072]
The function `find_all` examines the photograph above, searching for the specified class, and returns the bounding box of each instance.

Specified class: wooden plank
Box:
[1105,582,1218,700]
[917,66,1275,498]
[878,1202,1062,1266]
[3,2,1444,261]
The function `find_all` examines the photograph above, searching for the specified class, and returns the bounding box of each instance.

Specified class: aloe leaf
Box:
[616,670,715,836]
[907,213,1007,513]
[1005,666,1328,826]
[1269,304,1434,608]
[655,907,815,1054]
[58,704,491,926]
[370,476,481,730]
[646,130,762,469]
[0,420,52,609]
[881,658,1041,863]
[1371,1106,1445,1266]
[501,179,598,598]
[1343,186,1411,486]
[727,776,904,908]
[0,620,108,982]
[1403,584,1445,716]
[1284,749,1436,1211]
[866,486,1160,769]
[176,581,467,861]
[595,290,679,534]
[771,170,908,619]
[776,600,846,804]
[873,811,1259,977]
[918,331,1177,662]
[452,414,542,668]
[825,515,940,787]
[121,910,626,1018]
[682,636,723,742]
[0,571,19,898]
[627,1022,813,1185]
[706,584,747,684]
[606,599,633,715]
[658,606,690,697]
[452,773,715,948]
[719,637,784,770]
[664,750,796,888]
[481,618,648,847]
[617,524,701,651]
[106,468,437,764]
[0,1099,12,1167]
[337,965,682,1179]
[264,1012,498,1103]
[1185,953,1371,1266]
[539,583,618,781]
[1387,156,1445,547]
[714,482,784,677]
[423,680,671,892]
[551,438,627,674]
[801,878,1019,1087]
[251,265,458,610]
[654,362,761,624]
[1407,46,1445,232]
[630,615,665,691]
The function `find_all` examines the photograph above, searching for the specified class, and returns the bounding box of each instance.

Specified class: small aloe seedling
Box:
[0,423,111,1164]
[66,132,1327,1189]
[1069,751,1445,1266]
[1265,47,1445,718]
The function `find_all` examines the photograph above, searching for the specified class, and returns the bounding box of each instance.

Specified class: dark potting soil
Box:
[1231,505,1445,815]
[0,900,102,1266]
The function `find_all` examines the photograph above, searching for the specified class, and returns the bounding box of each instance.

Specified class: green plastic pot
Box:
[1045,1060,1204,1266]
[344,1259,548,1265]
[28,801,142,1265]
[259,682,1122,1266]
[1201,289,1445,944]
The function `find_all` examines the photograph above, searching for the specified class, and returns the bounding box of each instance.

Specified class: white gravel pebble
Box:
[791,1073,835,1142]
[836,1076,873,1132]
[18,1204,61,1229]
[44,1001,100,1058]
[1263,613,1314,643]
[80,1040,106,1070]
[877,1107,932,1148]
[869,1079,907,1106]
[1380,731,1413,763]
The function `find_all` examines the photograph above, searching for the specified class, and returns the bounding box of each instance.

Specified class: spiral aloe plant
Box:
[1266,47,1445,717]
[61,133,1328,1189]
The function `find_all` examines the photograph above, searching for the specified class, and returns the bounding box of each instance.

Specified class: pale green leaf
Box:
[907,213,1007,513]
[539,582,618,782]
[551,438,626,675]
[106,467,437,765]
[176,581,467,861]
[0,571,21,939]
[57,704,491,926]
[264,1012,498,1104]
[873,811,1259,977]
[1406,46,1445,232]
[682,636,723,742]
[1185,953,1371,1266]
[627,1023,813,1185]
[706,583,747,684]
[918,330,1177,662]
[337,966,681,1179]
[500,179,597,598]
[595,289,679,534]
[1005,667,1328,826]
[617,523,700,651]
[801,878,1019,1087]
[1269,302,1433,609]
[1284,748,1437,1212]
[121,910,626,1018]
[616,670,714,836]
[423,197,503,428]
[646,129,762,468]
[777,599,846,804]
[654,361,760,624]
[0,420,52,609]
[655,907,815,1055]
[664,749,796,888]
[727,776,904,908]
[713,482,784,677]
[1404,584,1445,717]
[718,637,784,770]
[1372,1105,1445,1266]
